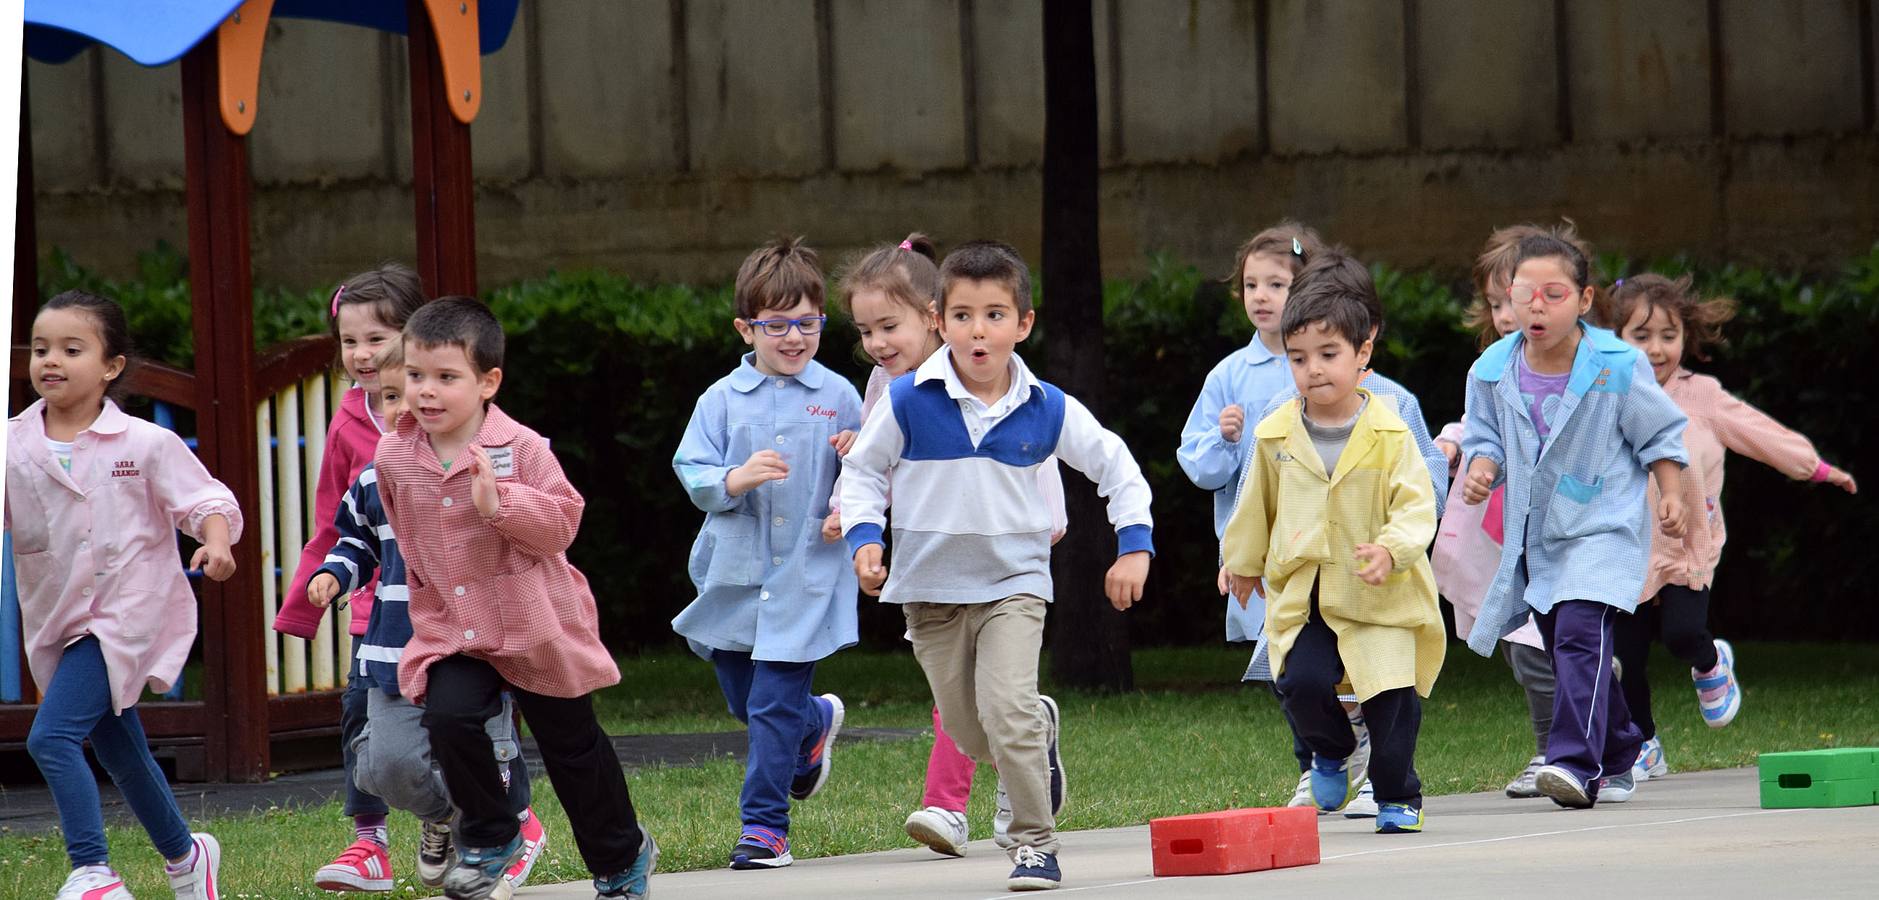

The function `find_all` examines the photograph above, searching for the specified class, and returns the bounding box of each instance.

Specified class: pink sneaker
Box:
[504,808,548,890]
[313,837,393,892]
[167,833,223,900]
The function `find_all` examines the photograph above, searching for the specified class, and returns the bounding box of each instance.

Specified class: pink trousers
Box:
[922,705,978,811]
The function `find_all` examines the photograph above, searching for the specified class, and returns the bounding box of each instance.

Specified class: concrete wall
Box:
[25,0,1879,290]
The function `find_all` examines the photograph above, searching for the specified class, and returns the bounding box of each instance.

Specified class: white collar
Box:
[916,348,1040,411]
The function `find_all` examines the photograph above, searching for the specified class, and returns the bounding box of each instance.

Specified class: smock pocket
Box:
[1543,473,1608,541]
[701,513,760,586]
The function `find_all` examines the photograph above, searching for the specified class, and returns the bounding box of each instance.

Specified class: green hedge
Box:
[38,244,1879,648]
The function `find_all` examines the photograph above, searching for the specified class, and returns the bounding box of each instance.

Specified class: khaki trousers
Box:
[903,594,1056,855]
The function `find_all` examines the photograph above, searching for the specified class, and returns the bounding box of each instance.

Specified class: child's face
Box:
[403,340,501,442]
[940,279,1034,391]
[1621,303,1684,386]
[1510,256,1593,356]
[377,369,408,424]
[1486,273,1520,337]
[1285,321,1373,413]
[1242,252,1295,337]
[735,295,823,377]
[852,288,939,377]
[30,308,124,411]
[336,303,399,394]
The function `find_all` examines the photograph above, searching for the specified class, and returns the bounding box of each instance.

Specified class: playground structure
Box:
[2,0,519,782]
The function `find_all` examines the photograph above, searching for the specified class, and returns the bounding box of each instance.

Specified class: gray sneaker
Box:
[1598,770,1636,803]
[1505,755,1545,798]
[443,835,522,900]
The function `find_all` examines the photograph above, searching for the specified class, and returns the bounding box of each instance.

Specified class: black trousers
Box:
[1613,585,1718,740]
[1274,599,1423,808]
[423,655,643,877]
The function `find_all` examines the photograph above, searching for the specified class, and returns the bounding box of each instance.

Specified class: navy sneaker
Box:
[1374,802,1424,834]
[1007,845,1061,891]
[593,831,658,898]
[790,694,845,801]
[729,826,793,870]
[1040,694,1066,816]
[442,834,524,900]
[1308,754,1358,813]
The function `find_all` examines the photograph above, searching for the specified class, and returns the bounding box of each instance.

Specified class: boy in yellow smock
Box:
[1224,252,1444,834]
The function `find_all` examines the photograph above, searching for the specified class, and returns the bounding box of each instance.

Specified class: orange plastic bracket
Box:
[421,0,483,124]
[216,0,273,135]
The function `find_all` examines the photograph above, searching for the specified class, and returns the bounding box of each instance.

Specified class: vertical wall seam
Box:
[88,48,110,184]
[1254,0,1270,155]
[814,0,837,172]
[1707,0,1726,137]
[1402,0,1421,149]
[1553,0,1573,143]
[524,1,545,178]
[958,0,980,168]
[1105,0,1124,162]
[670,0,693,173]
[1859,0,1875,131]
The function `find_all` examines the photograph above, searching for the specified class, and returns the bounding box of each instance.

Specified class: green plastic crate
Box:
[1758,747,1879,809]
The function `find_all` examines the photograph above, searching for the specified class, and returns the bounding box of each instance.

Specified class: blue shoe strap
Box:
[1693,672,1730,690]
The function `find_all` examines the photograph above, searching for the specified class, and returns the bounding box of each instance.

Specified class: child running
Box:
[1178,221,1325,644]
[1460,234,1689,809]
[1610,273,1857,789]
[376,297,654,900]
[672,237,862,870]
[13,291,236,900]
[820,234,1069,858]
[304,350,543,894]
[1223,256,1445,835]
[843,240,1154,892]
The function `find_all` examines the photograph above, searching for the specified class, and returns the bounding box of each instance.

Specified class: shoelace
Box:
[1013,846,1049,870]
[419,825,452,861]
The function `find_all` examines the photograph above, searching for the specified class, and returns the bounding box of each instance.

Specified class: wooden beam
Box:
[180,40,269,783]
[13,62,36,345]
[254,334,336,401]
[407,0,478,298]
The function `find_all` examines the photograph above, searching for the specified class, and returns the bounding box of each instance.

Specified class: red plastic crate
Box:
[1149,806,1320,877]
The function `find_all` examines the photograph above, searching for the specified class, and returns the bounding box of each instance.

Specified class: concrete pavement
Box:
[525,766,1879,898]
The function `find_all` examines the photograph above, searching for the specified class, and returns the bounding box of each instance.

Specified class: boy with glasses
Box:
[672,237,864,869]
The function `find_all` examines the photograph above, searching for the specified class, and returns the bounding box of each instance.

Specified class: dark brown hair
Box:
[837,233,941,319]
[1282,249,1377,349]
[1610,273,1737,363]
[938,240,1032,316]
[735,236,825,320]
[40,290,135,400]
[330,263,426,336]
[404,295,505,374]
[1464,223,1596,347]
[1226,220,1326,290]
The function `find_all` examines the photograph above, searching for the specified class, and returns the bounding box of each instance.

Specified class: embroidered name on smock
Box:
[110,459,140,477]
[806,404,839,419]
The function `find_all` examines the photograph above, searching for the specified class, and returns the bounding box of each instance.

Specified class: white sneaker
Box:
[1345,710,1372,796]
[1342,779,1379,818]
[167,833,222,900]
[58,866,133,900]
[992,782,1015,849]
[1632,736,1669,781]
[904,806,970,857]
[1286,770,1327,815]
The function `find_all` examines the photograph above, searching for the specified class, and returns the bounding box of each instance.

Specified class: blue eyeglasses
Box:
[746,315,827,337]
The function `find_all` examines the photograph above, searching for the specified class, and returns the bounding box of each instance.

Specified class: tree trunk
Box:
[1042,0,1132,692]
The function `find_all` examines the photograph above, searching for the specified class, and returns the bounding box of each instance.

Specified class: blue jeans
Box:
[27,637,193,867]
[710,651,819,833]
[342,640,388,818]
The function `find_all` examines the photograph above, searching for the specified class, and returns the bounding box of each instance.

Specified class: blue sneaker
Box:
[443,834,524,900]
[1598,769,1636,803]
[1632,736,1668,781]
[1007,845,1061,891]
[790,694,845,801]
[593,831,658,898]
[1694,639,1741,728]
[729,826,793,870]
[1309,754,1358,813]
[1374,803,1424,834]
[1040,694,1066,816]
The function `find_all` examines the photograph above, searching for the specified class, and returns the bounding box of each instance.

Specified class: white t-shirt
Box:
[45,436,74,473]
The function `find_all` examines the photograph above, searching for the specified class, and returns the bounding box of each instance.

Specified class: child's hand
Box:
[191,541,237,582]
[854,544,888,596]
[468,446,502,517]
[1228,573,1265,608]
[727,450,790,497]
[1658,491,1686,539]
[821,510,842,543]
[1462,457,1497,505]
[1826,466,1858,494]
[1050,527,1066,546]
[1104,551,1151,611]
[307,572,342,608]
[1216,563,1231,596]
[830,430,857,457]
[1219,404,1246,443]
[1436,439,1460,464]
[1354,543,1392,586]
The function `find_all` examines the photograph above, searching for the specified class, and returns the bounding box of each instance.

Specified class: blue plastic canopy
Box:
[25,0,521,66]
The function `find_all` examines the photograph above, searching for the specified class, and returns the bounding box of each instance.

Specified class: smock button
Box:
[463,629,475,640]
[775,435,786,445]
[775,379,787,389]
[82,587,93,597]
[442,496,454,508]
[454,586,465,596]
[773,517,785,526]
[761,591,771,600]
[772,556,784,566]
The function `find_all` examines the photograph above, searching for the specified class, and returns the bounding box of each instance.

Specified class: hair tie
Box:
[1291,237,1304,256]
[1614,278,1625,288]
[329,285,346,317]
[898,240,914,251]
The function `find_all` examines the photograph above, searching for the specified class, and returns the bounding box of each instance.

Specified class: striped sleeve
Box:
[318,469,383,594]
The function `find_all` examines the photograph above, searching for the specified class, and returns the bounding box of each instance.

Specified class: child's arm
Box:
[1053,396,1154,609]
[1391,389,1451,518]
[1357,433,1441,585]
[1176,368,1244,492]
[1221,437,1277,606]
[673,390,743,513]
[841,398,904,595]
[148,428,243,576]
[1459,374,1504,504]
[310,473,386,607]
[469,442,584,557]
[1705,382,1856,492]
[279,417,362,634]
[1038,458,1069,543]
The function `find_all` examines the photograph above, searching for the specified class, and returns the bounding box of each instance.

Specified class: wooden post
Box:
[407,0,478,298]
[13,62,36,348]
[180,41,269,782]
